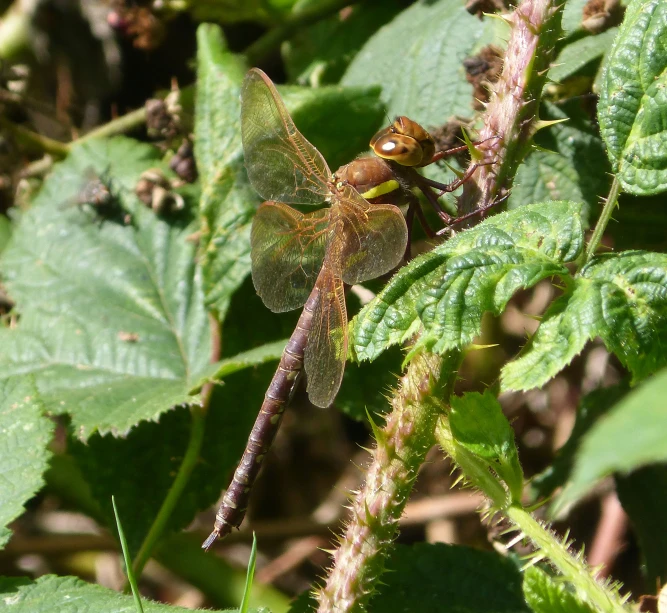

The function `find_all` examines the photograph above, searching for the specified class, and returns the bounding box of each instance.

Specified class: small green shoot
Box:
[112,495,145,613]
[240,532,258,613]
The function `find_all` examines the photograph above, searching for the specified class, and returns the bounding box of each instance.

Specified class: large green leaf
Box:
[0,574,262,612]
[549,28,618,83]
[503,251,667,391]
[368,543,530,613]
[284,0,403,85]
[0,138,210,438]
[0,378,53,547]
[598,0,667,194]
[342,0,496,126]
[353,201,584,362]
[195,25,255,317]
[554,367,667,513]
[616,465,667,586]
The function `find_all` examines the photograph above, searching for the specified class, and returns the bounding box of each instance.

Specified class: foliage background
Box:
[0,0,666,611]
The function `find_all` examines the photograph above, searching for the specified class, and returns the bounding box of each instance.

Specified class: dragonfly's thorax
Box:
[334,156,408,206]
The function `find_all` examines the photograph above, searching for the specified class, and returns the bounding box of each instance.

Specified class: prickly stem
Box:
[314,350,461,613]
[458,0,564,215]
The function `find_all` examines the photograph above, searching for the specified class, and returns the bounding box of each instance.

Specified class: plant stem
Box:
[0,116,69,158]
[458,0,563,214]
[130,402,207,579]
[436,419,628,613]
[130,316,220,579]
[315,350,461,613]
[583,175,622,265]
[76,107,148,145]
[245,0,354,65]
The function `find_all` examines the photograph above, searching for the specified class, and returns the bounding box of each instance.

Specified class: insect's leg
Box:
[430,135,501,164]
[436,190,510,236]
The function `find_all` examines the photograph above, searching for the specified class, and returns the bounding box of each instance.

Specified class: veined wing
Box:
[251,201,329,313]
[304,266,347,408]
[334,183,408,285]
[241,68,331,205]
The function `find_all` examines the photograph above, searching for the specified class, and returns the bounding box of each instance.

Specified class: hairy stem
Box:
[458,0,564,214]
[583,176,622,265]
[315,350,461,613]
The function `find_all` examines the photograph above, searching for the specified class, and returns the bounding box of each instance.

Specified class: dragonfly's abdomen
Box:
[203,288,319,549]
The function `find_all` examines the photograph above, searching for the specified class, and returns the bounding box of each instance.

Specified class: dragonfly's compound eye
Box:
[371,132,424,166]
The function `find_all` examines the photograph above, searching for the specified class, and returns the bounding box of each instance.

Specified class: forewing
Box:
[251,202,329,313]
[241,68,331,205]
[304,268,347,408]
[335,184,408,285]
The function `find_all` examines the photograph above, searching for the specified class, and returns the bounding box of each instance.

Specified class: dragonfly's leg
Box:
[404,204,415,262]
[436,190,510,236]
[430,135,501,164]
[410,173,453,223]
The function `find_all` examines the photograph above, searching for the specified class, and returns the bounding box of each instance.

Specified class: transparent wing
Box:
[304,267,347,408]
[334,183,408,285]
[251,201,329,313]
[241,68,331,205]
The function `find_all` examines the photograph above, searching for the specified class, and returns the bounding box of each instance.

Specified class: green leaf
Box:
[0,574,252,612]
[68,384,254,556]
[616,465,667,586]
[284,0,403,85]
[530,383,628,501]
[523,566,596,613]
[187,0,294,24]
[195,25,255,317]
[367,543,530,612]
[0,213,11,255]
[502,251,667,391]
[450,391,523,501]
[598,0,667,195]
[555,367,667,513]
[0,378,53,547]
[342,0,495,126]
[511,101,611,225]
[549,28,618,83]
[353,201,584,362]
[0,138,210,438]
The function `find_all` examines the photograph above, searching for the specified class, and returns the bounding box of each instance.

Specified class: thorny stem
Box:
[583,176,622,265]
[437,420,628,613]
[458,0,564,215]
[315,350,461,613]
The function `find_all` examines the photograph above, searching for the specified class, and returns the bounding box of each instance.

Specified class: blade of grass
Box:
[240,533,258,613]
[112,495,145,613]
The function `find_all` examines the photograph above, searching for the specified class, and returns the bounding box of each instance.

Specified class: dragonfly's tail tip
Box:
[202,531,219,551]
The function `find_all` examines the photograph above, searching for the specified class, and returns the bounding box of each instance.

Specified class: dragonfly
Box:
[203,69,475,549]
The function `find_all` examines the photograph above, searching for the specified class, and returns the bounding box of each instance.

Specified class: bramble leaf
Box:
[523,566,596,613]
[353,201,584,362]
[0,378,53,547]
[450,391,523,501]
[342,0,497,126]
[598,0,667,194]
[0,138,210,438]
[503,251,667,391]
[555,367,667,513]
[0,574,262,612]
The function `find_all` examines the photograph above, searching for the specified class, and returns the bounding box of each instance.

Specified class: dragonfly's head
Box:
[370,116,436,168]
